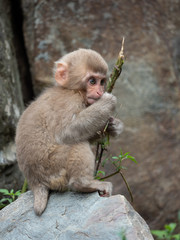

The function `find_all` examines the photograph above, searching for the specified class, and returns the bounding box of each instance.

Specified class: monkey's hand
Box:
[98,182,112,197]
[106,117,124,137]
[99,92,117,112]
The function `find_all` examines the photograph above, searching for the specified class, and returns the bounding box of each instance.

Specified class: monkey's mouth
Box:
[87,97,100,105]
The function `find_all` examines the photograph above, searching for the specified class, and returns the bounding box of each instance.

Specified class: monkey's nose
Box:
[97,90,103,96]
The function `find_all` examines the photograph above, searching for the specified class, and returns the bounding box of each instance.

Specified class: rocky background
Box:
[0,0,180,231]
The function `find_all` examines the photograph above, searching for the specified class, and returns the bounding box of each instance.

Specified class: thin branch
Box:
[95,37,125,171]
[106,37,125,93]
[119,171,133,203]
[101,170,133,203]
[95,145,105,174]
[100,170,120,180]
[95,142,100,163]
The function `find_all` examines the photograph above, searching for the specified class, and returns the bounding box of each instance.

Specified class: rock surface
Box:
[0,1,24,190]
[20,0,180,229]
[0,191,154,240]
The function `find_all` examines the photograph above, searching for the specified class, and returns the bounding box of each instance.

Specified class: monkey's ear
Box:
[55,61,68,86]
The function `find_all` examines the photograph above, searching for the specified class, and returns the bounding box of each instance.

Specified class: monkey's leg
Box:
[69,177,112,197]
[67,142,112,197]
[33,184,49,216]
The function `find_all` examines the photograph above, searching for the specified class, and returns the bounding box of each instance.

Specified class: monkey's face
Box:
[85,73,106,105]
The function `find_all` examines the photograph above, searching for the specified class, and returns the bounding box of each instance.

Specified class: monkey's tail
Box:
[33,184,49,216]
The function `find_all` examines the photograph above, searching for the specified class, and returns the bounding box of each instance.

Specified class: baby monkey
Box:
[15,49,123,215]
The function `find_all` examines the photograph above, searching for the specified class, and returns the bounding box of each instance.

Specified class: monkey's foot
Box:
[98,182,112,197]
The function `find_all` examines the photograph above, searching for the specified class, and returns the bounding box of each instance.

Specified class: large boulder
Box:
[0,1,24,190]
[0,191,154,240]
[20,0,180,229]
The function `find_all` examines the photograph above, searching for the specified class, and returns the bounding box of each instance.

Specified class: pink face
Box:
[85,73,107,105]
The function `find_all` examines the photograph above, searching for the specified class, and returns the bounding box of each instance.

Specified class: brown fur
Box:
[16,49,122,215]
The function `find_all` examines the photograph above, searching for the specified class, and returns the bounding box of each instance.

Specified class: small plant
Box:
[95,149,137,202]
[0,189,21,209]
[151,211,180,240]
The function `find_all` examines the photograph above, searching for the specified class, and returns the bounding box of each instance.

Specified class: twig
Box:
[95,145,105,174]
[100,170,120,180]
[95,38,125,170]
[100,170,133,203]
[119,171,133,202]
[106,37,125,93]
[95,142,100,162]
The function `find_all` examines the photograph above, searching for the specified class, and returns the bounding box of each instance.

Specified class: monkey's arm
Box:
[57,93,116,144]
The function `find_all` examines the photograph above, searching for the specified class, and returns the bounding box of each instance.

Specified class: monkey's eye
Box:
[89,78,97,85]
[100,79,106,86]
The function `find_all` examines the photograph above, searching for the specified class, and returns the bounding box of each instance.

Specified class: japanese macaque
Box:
[15,49,123,215]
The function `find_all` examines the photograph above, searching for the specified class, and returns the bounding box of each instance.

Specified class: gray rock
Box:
[0,1,23,166]
[0,191,154,240]
[0,1,24,190]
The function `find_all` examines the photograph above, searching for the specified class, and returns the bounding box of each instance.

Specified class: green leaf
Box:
[0,197,12,204]
[126,155,137,163]
[112,156,119,160]
[151,230,168,239]
[15,190,21,196]
[165,223,176,233]
[173,234,180,240]
[95,170,106,179]
[122,152,130,157]
[0,204,6,209]
[118,155,123,159]
[97,170,105,176]
[0,198,8,203]
[0,189,10,195]
[95,176,101,180]
[10,189,14,194]
[6,198,13,204]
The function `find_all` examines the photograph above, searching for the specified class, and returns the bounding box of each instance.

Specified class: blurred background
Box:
[0,0,180,230]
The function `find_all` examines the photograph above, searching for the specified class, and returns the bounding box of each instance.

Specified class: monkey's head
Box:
[54,49,108,105]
